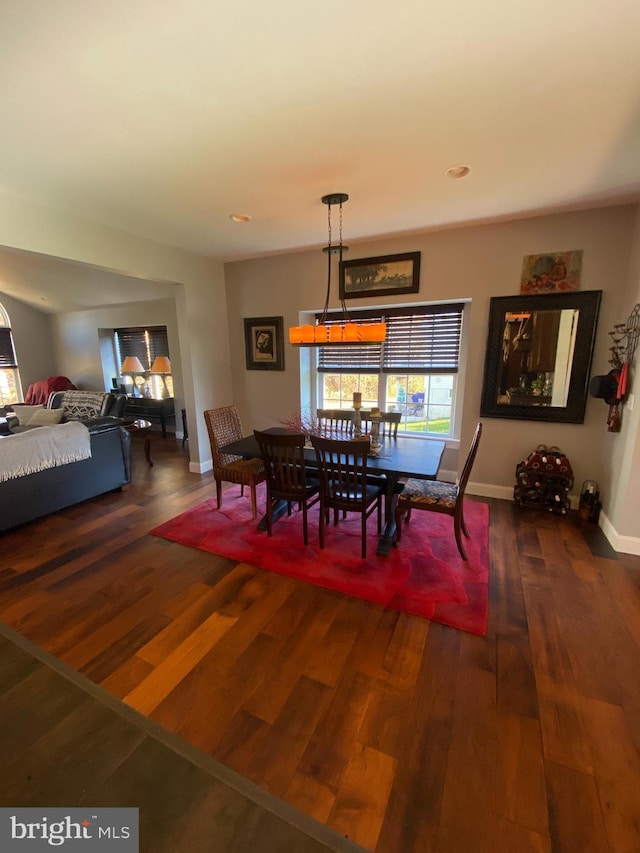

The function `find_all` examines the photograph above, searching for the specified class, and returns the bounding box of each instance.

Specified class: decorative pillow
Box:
[56,391,107,421]
[27,408,65,426]
[8,405,46,425]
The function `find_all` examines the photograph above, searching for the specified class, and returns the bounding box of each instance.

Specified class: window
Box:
[0,303,21,405]
[114,326,173,398]
[316,304,464,437]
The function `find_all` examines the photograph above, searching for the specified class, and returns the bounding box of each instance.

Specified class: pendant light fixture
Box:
[289,193,387,346]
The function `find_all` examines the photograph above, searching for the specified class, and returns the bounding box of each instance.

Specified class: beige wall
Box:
[0,290,55,389]
[0,191,231,469]
[225,204,640,545]
[50,298,183,433]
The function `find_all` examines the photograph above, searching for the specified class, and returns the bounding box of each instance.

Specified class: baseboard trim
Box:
[189,460,212,474]
[467,482,513,501]
[598,510,640,555]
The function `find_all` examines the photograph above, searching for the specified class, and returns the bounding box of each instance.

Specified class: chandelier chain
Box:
[288,192,386,345]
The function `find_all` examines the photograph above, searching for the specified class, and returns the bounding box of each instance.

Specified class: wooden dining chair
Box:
[311,434,385,559]
[360,410,402,438]
[254,430,320,545]
[204,406,265,518]
[393,422,482,560]
[316,408,355,434]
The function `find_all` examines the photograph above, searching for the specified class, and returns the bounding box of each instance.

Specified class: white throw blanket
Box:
[0,421,92,483]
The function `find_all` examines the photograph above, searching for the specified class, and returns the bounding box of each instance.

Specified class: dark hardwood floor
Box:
[1,434,640,852]
[0,623,365,853]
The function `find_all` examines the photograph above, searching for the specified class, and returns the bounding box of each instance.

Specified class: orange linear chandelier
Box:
[289,193,387,346]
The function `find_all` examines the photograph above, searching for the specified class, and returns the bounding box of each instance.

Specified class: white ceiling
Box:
[0,245,176,314]
[1,0,640,310]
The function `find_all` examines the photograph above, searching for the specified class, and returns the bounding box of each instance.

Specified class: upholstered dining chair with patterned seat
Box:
[394,422,482,560]
[204,406,266,519]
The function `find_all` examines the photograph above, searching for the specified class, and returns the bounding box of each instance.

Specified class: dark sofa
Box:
[0,420,132,533]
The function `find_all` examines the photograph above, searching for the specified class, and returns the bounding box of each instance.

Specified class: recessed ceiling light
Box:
[445,165,470,179]
[229,213,252,223]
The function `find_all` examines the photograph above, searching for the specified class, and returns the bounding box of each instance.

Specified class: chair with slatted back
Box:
[254,430,320,545]
[358,410,403,516]
[394,422,482,560]
[316,409,355,435]
[311,434,385,559]
[360,410,402,438]
[204,406,266,519]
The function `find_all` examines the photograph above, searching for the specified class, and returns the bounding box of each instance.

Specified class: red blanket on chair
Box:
[24,376,76,405]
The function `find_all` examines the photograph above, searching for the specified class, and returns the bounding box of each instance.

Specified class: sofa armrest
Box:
[101,393,127,418]
[84,416,125,432]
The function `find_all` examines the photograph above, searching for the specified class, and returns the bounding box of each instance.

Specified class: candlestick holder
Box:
[353,408,362,437]
[370,408,382,454]
[352,392,362,437]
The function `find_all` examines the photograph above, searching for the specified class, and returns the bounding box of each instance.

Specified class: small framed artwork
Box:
[520,250,583,294]
[339,251,421,299]
[244,316,285,371]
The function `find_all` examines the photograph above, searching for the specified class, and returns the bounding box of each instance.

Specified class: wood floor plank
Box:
[357,685,410,759]
[494,713,548,835]
[81,612,172,682]
[374,623,460,853]
[241,590,339,725]
[98,654,155,699]
[545,760,609,852]
[298,671,378,790]
[380,612,430,692]
[164,631,280,750]
[136,578,241,666]
[285,772,338,825]
[301,603,361,688]
[491,817,551,853]
[521,586,595,775]
[435,641,498,853]
[328,744,397,850]
[123,611,238,715]
[581,696,640,852]
[255,675,333,796]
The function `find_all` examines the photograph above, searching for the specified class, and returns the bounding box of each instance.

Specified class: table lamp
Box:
[121,356,146,397]
[150,356,171,398]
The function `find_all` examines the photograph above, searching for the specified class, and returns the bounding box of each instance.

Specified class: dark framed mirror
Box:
[480,290,602,423]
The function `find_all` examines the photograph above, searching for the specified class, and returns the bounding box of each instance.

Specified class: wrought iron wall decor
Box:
[589,302,640,431]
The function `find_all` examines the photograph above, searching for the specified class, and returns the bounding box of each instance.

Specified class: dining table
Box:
[219,427,446,556]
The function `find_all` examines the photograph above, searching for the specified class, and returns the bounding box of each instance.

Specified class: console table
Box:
[124,397,175,438]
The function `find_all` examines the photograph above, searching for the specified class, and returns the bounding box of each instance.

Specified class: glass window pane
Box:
[383,373,455,436]
[0,368,20,405]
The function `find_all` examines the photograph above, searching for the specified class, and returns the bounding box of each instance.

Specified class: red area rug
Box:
[150,486,490,635]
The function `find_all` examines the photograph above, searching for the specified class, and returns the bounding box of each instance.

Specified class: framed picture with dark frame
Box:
[244,316,285,371]
[339,251,421,299]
